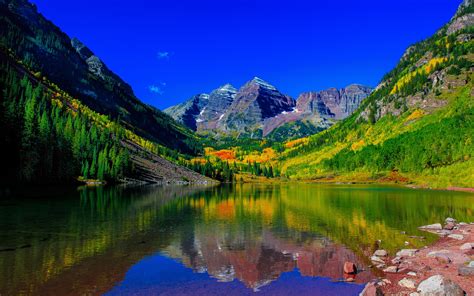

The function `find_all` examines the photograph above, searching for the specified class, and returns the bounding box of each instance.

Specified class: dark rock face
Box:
[218,77,296,136]
[297,84,373,120]
[164,94,209,131]
[197,84,237,132]
[263,84,372,137]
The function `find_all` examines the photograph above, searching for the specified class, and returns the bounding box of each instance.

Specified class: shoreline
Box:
[360,219,474,295]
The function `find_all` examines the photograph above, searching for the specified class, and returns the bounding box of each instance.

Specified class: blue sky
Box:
[30,0,460,109]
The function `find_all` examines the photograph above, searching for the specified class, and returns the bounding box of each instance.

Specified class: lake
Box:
[0,184,473,295]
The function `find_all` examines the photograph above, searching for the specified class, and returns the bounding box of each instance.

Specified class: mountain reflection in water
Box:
[1,184,473,295]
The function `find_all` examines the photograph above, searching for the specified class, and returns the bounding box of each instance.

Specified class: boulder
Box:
[343,261,357,274]
[419,223,442,230]
[396,249,418,257]
[417,275,464,296]
[399,277,417,289]
[359,282,383,296]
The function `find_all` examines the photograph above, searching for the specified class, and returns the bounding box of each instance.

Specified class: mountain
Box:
[264,84,372,140]
[0,0,199,155]
[280,0,474,188]
[0,0,214,185]
[165,78,371,140]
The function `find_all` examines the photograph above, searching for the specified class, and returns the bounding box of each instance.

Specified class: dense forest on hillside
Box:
[278,16,474,187]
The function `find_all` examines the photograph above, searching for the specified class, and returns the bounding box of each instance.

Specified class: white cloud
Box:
[157,51,172,59]
[148,84,164,95]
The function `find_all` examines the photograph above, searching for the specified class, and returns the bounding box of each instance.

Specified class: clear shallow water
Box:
[0,184,473,295]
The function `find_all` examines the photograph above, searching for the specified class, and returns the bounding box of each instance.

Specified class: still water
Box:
[0,184,473,295]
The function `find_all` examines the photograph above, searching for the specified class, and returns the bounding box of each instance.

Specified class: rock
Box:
[396,249,419,257]
[417,275,464,296]
[469,261,474,268]
[435,230,453,237]
[459,242,473,250]
[383,266,398,273]
[427,250,447,256]
[447,234,464,240]
[408,272,417,276]
[458,265,474,276]
[419,223,442,230]
[373,249,388,257]
[405,241,410,246]
[359,282,383,296]
[409,293,420,296]
[399,277,417,289]
[434,254,452,264]
[445,217,457,224]
[343,261,357,274]
[392,257,402,264]
[444,222,455,230]
[370,255,385,264]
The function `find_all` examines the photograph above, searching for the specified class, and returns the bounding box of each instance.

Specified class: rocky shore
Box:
[358,218,474,296]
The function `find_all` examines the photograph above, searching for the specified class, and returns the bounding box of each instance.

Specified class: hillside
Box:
[278,0,474,188]
[0,0,200,155]
[0,0,216,185]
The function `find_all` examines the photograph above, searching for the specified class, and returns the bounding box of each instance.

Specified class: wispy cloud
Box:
[148,82,166,95]
[157,51,172,60]
[148,85,164,95]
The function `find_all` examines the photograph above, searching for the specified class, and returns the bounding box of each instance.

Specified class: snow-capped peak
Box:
[251,77,277,90]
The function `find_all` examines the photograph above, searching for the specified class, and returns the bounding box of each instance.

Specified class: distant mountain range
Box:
[164,78,372,140]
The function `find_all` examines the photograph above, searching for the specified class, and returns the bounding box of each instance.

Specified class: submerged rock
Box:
[417,275,464,296]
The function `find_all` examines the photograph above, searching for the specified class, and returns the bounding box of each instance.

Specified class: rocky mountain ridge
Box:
[165,78,372,139]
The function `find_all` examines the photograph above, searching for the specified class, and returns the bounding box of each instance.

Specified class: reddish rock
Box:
[444,222,456,230]
[359,282,383,296]
[343,261,357,274]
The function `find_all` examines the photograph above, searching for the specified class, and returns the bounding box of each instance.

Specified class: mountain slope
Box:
[280,0,474,188]
[0,0,200,155]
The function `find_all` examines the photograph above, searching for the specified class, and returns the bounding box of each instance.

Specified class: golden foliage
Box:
[390,57,447,95]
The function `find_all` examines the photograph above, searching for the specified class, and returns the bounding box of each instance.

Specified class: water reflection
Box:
[0,184,472,295]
